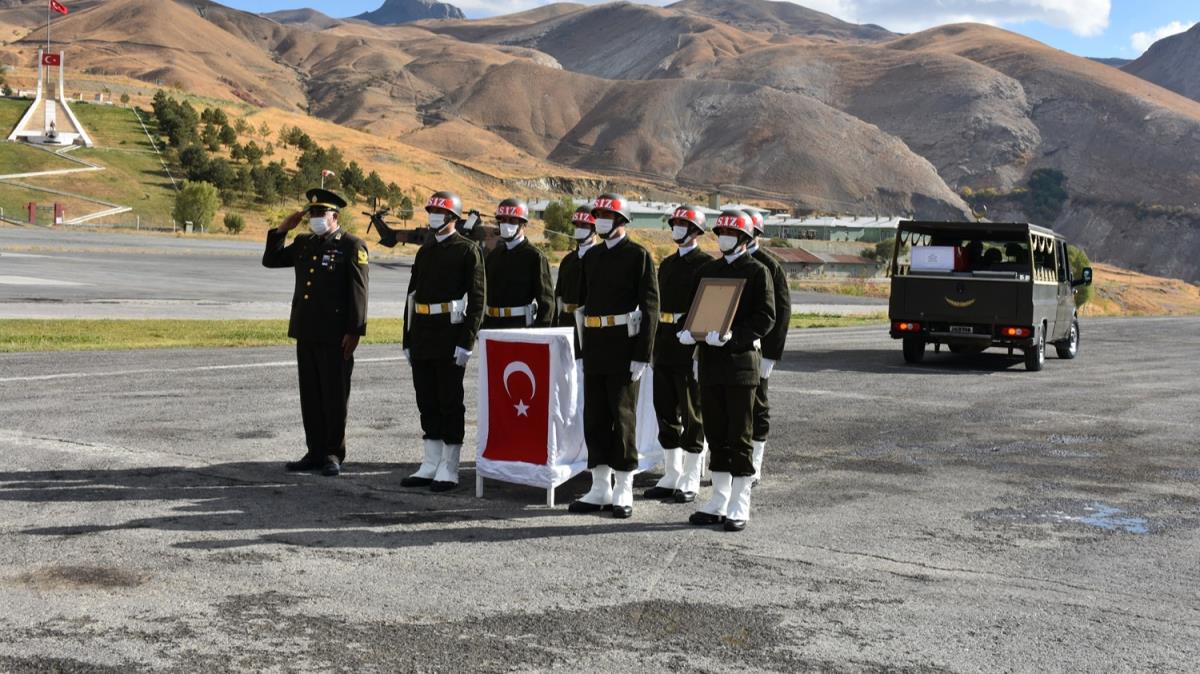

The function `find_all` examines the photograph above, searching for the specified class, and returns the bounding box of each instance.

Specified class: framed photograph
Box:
[683,278,745,338]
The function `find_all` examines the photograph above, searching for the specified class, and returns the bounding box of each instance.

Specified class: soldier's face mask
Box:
[595,218,615,236]
[672,225,692,244]
[427,212,447,230]
[573,227,593,241]
[309,213,331,235]
[499,222,521,240]
[718,234,741,254]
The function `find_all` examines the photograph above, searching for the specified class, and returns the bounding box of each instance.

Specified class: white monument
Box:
[7,49,94,147]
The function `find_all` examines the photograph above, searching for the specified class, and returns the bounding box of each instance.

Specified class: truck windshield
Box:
[893,230,1032,279]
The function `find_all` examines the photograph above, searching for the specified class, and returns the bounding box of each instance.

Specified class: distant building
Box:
[764,216,901,243]
[766,246,881,278]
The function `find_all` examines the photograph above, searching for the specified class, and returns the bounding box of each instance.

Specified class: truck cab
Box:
[887,221,1093,371]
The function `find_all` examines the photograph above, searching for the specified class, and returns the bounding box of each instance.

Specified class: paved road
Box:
[0,226,884,318]
[0,317,1196,672]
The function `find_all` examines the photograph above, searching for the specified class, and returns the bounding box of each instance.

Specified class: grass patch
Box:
[0,319,404,352]
[790,313,887,329]
[0,97,32,136]
[789,279,891,300]
[0,183,104,223]
[70,103,158,151]
[0,143,79,175]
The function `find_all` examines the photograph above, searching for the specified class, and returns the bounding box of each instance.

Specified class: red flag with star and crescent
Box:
[482,339,550,465]
[50,0,69,15]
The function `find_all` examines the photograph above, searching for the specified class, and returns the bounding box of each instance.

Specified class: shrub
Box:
[223,212,246,234]
[173,180,220,232]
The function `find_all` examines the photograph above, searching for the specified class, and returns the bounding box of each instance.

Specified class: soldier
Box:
[400,191,486,492]
[263,188,368,478]
[677,208,775,531]
[746,209,792,485]
[644,205,712,503]
[568,193,659,518]
[482,198,554,330]
[554,206,599,362]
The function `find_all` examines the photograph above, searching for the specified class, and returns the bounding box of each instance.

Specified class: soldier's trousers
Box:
[297,340,354,461]
[411,357,466,445]
[701,383,755,477]
[583,372,639,472]
[652,366,704,453]
[752,376,770,442]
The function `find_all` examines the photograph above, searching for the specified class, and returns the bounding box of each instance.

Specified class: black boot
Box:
[322,456,341,477]
[689,511,725,526]
[286,453,323,472]
[642,486,676,500]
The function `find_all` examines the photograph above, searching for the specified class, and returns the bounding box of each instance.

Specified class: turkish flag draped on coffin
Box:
[50,0,69,15]
[41,53,61,66]
[482,338,551,465]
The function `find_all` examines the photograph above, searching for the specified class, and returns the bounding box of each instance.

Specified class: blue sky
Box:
[227,0,1197,59]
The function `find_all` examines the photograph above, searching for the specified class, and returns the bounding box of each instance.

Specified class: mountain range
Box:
[1,0,1198,281]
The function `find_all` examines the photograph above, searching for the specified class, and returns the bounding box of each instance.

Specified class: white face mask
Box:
[428,213,446,230]
[500,223,520,240]
[718,235,741,254]
[573,227,594,241]
[595,218,615,236]
[672,225,692,244]
[309,216,330,235]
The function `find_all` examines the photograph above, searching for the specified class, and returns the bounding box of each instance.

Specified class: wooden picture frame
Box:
[683,278,745,338]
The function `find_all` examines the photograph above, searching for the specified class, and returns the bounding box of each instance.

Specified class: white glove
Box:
[454,346,471,368]
[404,348,411,364]
[705,331,731,347]
[630,361,647,382]
[762,358,776,379]
[676,329,696,346]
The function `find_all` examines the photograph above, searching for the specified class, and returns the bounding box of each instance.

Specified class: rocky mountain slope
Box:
[355,0,463,25]
[1123,22,1200,102]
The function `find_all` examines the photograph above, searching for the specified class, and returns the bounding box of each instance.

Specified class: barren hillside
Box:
[1123,22,1200,102]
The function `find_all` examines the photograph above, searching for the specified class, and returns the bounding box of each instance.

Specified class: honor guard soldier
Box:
[645,205,712,503]
[746,209,792,484]
[401,191,486,492]
[263,188,369,477]
[554,206,599,361]
[677,208,775,531]
[569,193,659,518]
[482,198,554,329]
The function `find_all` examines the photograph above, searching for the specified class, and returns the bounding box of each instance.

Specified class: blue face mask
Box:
[309,216,330,235]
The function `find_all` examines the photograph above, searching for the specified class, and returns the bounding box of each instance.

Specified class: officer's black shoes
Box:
[724,519,747,532]
[689,511,726,526]
[401,476,435,488]
[611,505,633,519]
[285,454,323,472]
[322,456,341,477]
[429,480,458,493]
[673,490,697,504]
[567,500,613,514]
[642,486,676,500]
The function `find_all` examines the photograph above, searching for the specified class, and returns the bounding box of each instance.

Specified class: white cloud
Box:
[455,0,1112,38]
[1130,20,1196,54]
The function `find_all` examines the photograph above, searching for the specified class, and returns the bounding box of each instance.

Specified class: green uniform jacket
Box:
[579,236,660,375]
[654,246,713,373]
[695,253,775,386]
[263,228,368,343]
[554,245,589,358]
[751,246,792,361]
[403,231,486,360]
[483,238,555,329]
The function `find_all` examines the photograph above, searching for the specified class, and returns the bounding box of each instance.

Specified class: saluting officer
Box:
[401,191,486,492]
[483,198,554,329]
[677,208,775,531]
[554,206,599,360]
[569,193,659,519]
[645,205,712,503]
[746,209,792,485]
[263,188,368,477]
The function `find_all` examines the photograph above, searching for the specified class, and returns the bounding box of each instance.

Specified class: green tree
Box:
[241,141,264,164]
[258,121,271,140]
[173,181,220,232]
[223,212,246,234]
[395,194,414,221]
[1026,168,1068,226]
[218,124,238,148]
[1067,244,1093,308]
[234,118,251,136]
[340,161,366,198]
[119,93,130,106]
[542,196,575,236]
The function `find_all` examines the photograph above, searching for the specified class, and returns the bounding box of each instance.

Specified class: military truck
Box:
[887,221,1093,371]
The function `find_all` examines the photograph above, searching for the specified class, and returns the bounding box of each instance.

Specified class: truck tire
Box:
[1024,326,1046,371]
[902,337,926,364]
[1055,318,1079,359]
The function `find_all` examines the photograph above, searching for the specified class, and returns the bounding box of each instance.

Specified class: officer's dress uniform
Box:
[402,230,485,486]
[263,227,368,465]
[647,243,712,500]
[749,242,791,480]
[483,237,554,329]
[692,251,774,528]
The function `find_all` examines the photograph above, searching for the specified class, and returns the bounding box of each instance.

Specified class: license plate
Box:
[949,325,973,334]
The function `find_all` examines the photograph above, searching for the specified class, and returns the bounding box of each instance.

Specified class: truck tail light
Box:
[1001,326,1033,338]
[893,321,921,333]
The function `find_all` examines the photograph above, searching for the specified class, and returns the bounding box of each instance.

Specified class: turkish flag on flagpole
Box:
[41,53,61,66]
[321,170,335,177]
[50,0,68,15]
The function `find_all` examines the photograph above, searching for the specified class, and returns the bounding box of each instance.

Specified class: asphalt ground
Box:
[0,317,1197,672]
[0,226,885,318]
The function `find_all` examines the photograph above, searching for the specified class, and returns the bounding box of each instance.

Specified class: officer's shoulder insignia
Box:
[357,248,369,265]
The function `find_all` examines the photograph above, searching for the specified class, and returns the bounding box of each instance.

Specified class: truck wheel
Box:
[902,337,926,364]
[1055,318,1079,359]
[1024,326,1045,371]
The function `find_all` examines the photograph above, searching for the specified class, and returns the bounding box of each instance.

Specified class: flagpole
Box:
[46,0,51,57]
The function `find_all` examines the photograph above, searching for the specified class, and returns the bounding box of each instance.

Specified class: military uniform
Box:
[578,235,660,472]
[403,231,486,452]
[483,238,554,329]
[262,217,368,469]
[554,243,594,358]
[652,246,712,456]
[750,243,791,475]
